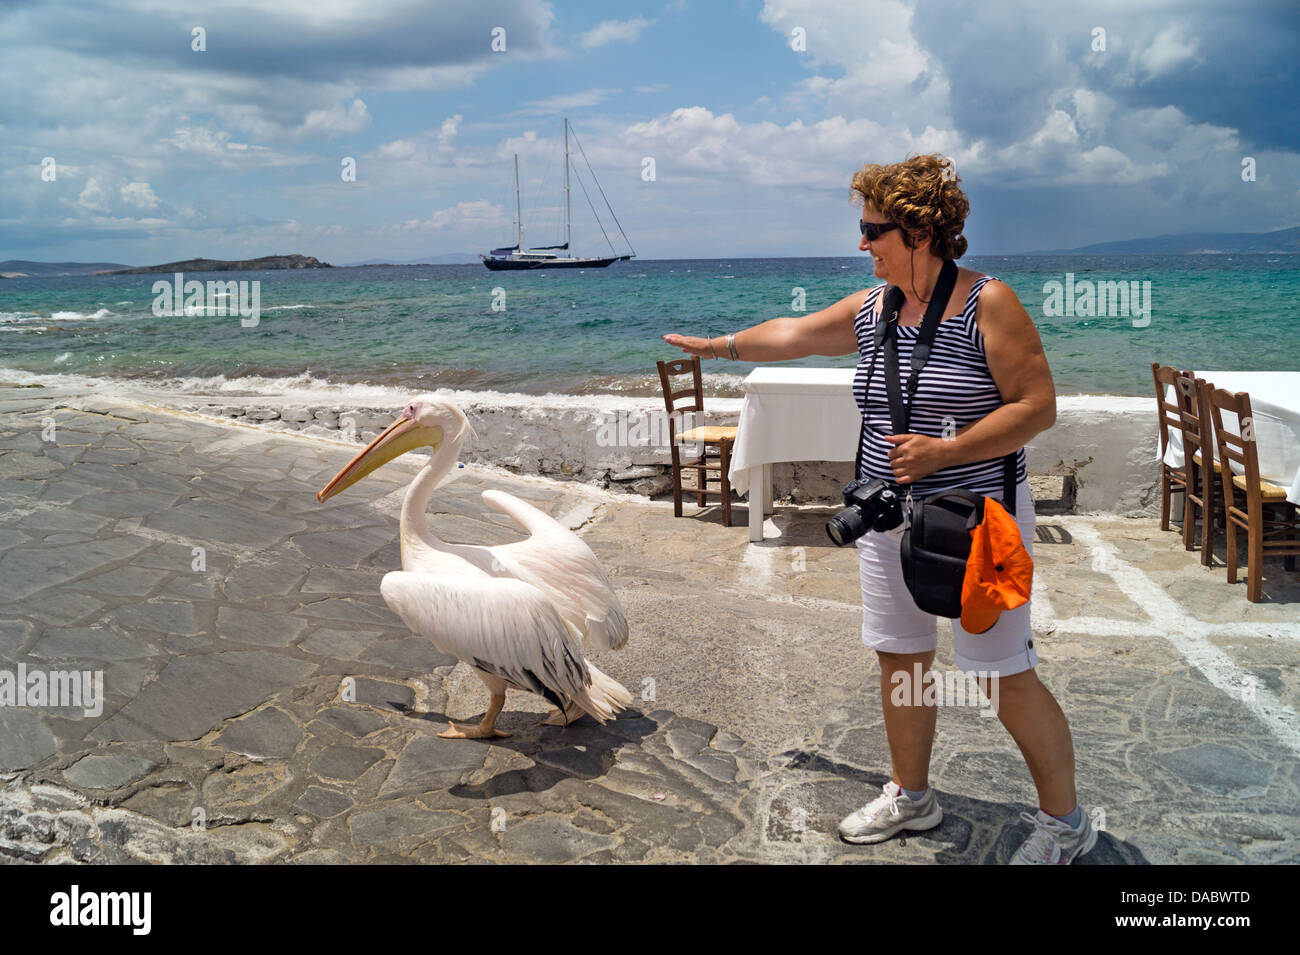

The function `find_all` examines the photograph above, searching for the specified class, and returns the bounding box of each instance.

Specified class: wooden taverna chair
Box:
[1204,382,1300,602]
[1172,371,1222,566]
[655,356,739,526]
[1152,363,1193,534]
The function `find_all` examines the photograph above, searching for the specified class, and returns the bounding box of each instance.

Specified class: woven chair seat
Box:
[1231,473,1289,500]
[1190,451,1222,472]
[679,425,738,443]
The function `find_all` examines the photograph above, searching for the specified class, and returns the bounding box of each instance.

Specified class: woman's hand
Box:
[662,333,716,358]
[884,433,953,484]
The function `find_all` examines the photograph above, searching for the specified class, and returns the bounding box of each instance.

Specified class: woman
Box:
[663,154,1094,865]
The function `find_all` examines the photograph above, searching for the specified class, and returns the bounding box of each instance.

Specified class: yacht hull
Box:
[482,255,631,271]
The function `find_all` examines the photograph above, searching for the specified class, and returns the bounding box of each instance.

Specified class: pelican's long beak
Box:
[316,415,443,502]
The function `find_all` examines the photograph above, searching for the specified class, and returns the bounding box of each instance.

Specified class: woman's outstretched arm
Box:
[662,288,869,362]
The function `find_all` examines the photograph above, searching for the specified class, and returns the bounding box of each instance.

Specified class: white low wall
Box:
[166,390,1160,515]
[1026,396,1157,514]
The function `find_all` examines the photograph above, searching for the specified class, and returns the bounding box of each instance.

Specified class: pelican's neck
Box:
[399,436,459,561]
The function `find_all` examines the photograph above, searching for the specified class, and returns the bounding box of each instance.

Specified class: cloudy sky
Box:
[2,0,1297,264]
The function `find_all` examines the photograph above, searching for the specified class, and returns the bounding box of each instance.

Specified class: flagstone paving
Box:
[1,387,1297,864]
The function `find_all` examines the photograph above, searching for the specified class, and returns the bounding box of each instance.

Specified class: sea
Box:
[1,255,1296,402]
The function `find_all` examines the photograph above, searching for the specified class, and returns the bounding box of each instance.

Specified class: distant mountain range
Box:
[0,260,131,278]
[1033,225,1300,255]
[339,253,480,266]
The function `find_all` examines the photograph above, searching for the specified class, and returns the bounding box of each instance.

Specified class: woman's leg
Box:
[956,479,1078,817]
[877,648,938,791]
[980,669,1077,816]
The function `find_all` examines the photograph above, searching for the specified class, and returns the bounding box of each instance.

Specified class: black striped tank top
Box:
[851,275,1027,496]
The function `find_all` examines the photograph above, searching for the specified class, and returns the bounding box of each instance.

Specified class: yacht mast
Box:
[563,118,571,255]
[513,153,522,249]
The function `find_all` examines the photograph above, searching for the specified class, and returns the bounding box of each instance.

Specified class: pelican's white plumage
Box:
[317,395,632,738]
[380,572,588,701]
[438,489,630,652]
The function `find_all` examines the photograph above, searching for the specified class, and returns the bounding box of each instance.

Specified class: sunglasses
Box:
[859,219,901,241]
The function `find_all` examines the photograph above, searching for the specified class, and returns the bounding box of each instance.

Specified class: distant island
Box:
[0,260,132,278]
[105,254,332,275]
[1033,224,1300,255]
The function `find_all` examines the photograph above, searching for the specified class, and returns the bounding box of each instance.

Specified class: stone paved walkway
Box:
[1,388,1297,863]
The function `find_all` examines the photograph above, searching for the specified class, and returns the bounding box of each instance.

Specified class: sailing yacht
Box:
[482,119,635,270]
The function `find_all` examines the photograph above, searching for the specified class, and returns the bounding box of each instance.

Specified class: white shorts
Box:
[855,479,1038,677]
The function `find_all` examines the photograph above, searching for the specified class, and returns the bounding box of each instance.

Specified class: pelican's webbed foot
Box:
[439,689,509,739]
[439,721,511,739]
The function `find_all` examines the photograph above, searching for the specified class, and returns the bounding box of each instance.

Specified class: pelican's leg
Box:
[440,671,512,739]
[541,700,587,726]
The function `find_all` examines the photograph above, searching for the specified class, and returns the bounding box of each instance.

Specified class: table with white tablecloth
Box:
[1162,370,1300,505]
[727,367,861,542]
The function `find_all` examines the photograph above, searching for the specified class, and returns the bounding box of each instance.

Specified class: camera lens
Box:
[826,507,869,546]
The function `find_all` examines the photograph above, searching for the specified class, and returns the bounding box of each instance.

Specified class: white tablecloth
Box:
[1162,370,1300,504]
[728,367,860,496]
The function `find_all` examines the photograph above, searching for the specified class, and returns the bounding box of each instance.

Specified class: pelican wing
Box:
[379,571,590,703]
[479,489,630,651]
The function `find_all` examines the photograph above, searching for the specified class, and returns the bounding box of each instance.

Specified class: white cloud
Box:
[520,88,622,114]
[622,107,912,188]
[579,17,654,49]
[77,178,109,213]
[1071,88,1114,137]
[364,115,481,183]
[1138,25,1202,79]
[1027,109,1080,150]
[295,98,371,139]
[390,200,504,232]
[373,138,418,162]
[120,181,160,211]
[760,0,952,128]
[165,126,305,168]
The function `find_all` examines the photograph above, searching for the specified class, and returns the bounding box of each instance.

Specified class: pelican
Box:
[316,395,632,739]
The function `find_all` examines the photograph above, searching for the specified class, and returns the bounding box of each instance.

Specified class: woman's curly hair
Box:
[850,154,970,260]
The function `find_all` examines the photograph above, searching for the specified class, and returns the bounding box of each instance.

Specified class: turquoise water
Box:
[1,255,1296,397]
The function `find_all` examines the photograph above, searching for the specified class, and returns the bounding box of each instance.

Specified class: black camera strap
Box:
[852,260,1017,511]
[852,284,903,483]
[882,258,958,436]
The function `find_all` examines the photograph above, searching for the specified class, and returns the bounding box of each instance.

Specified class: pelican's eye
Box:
[402,402,420,419]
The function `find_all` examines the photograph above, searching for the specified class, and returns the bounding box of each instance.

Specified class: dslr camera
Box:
[826,478,904,546]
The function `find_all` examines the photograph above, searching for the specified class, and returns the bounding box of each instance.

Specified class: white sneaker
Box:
[838,781,943,844]
[1010,809,1098,864]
